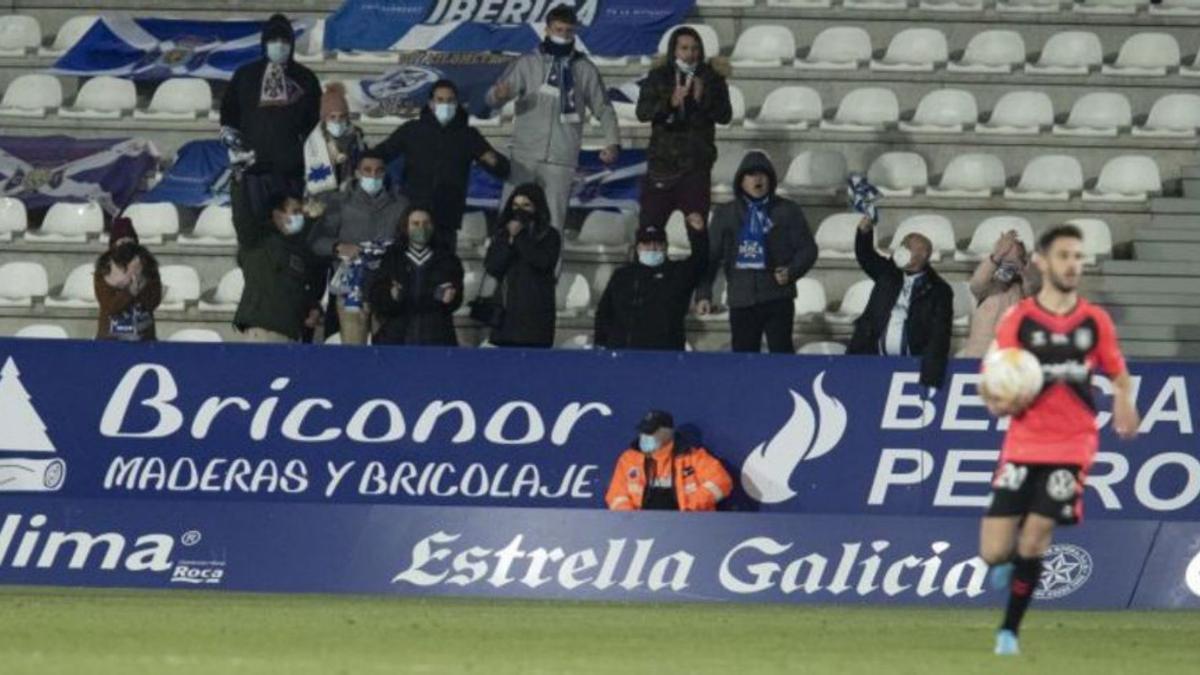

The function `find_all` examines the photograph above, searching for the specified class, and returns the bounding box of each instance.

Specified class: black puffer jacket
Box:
[483,187,561,348]
[368,244,464,346]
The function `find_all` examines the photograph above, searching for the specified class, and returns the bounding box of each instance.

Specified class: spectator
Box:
[368,206,464,346]
[605,410,733,512]
[697,151,817,353]
[482,184,562,348]
[219,13,321,218]
[485,5,620,231]
[94,217,162,341]
[303,82,365,200]
[594,221,707,351]
[848,216,954,390]
[960,231,1041,358]
[231,182,321,343]
[374,79,510,253]
[636,27,731,233]
[309,150,409,345]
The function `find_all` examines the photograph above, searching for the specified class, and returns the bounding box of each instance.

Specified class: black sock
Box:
[1001,555,1043,635]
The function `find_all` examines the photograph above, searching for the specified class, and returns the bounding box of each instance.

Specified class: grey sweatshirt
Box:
[309,183,410,258]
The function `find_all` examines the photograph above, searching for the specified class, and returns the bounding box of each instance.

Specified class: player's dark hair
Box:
[546,6,578,26]
[1037,224,1083,254]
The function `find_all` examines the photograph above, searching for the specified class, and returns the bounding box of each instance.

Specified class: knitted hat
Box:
[108,216,138,249]
[321,82,350,120]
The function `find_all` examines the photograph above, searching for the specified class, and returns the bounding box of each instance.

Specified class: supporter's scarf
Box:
[848,173,881,224]
[735,196,771,270]
[303,125,338,196]
[260,63,288,105]
[541,40,579,123]
[330,239,390,312]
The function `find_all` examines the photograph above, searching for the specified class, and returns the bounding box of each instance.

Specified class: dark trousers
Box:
[638,171,712,230]
[730,298,795,353]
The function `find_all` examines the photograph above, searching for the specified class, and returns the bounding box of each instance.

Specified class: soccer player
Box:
[978,224,1140,656]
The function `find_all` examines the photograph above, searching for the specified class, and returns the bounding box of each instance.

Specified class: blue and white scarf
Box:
[542,43,579,124]
[329,239,391,312]
[847,173,881,224]
[735,196,772,270]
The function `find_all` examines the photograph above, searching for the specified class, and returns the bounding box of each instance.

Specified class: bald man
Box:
[848,216,954,391]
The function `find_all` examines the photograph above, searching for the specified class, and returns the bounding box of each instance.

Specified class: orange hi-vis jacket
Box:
[605,440,734,511]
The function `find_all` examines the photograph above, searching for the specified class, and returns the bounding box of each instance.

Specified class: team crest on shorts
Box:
[1046,469,1077,501]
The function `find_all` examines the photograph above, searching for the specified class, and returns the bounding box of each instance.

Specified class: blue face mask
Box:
[360,176,383,196]
[638,250,665,267]
[266,41,291,64]
[638,434,660,454]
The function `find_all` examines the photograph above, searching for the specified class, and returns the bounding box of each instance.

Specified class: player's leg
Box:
[979,515,1020,571]
[998,513,1054,640]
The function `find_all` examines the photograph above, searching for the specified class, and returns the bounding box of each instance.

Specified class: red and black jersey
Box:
[993,297,1126,468]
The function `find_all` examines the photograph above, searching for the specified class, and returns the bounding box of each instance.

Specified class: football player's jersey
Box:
[993,297,1126,468]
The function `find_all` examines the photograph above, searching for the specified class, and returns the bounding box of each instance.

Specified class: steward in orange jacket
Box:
[605,410,733,511]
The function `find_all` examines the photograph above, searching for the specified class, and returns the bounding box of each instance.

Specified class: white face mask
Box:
[433,102,456,125]
[326,121,347,138]
[283,213,304,235]
[266,41,291,64]
[676,59,696,74]
[359,176,383,196]
[638,250,665,267]
[548,34,573,46]
[893,246,913,269]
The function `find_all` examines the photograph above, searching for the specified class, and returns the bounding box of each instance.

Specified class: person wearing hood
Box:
[848,215,954,390]
[303,82,366,201]
[959,230,1041,358]
[636,26,732,234]
[368,206,465,346]
[486,5,620,231]
[605,410,733,512]
[698,151,818,353]
[375,79,510,253]
[594,219,708,351]
[482,184,562,348]
[94,216,162,341]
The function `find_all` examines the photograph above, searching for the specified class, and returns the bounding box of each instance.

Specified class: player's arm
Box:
[1097,308,1139,440]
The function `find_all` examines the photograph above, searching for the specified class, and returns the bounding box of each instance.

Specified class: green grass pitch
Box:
[2,586,1198,674]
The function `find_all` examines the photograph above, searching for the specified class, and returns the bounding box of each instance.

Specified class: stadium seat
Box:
[453,270,482,318]
[60,76,137,119]
[815,213,865,259]
[1075,0,1147,13]
[950,281,974,328]
[295,18,326,63]
[566,210,633,254]
[845,0,907,9]
[781,150,848,194]
[824,279,874,325]
[178,205,235,246]
[167,328,223,343]
[1005,155,1084,201]
[954,216,1036,262]
[45,264,97,308]
[768,0,833,7]
[798,341,847,355]
[1134,93,1200,137]
[997,0,1061,11]
[649,24,720,63]
[927,153,1006,198]
[134,78,212,119]
[665,211,691,258]
[27,201,104,242]
[731,25,795,67]
[1026,31,1103,75]
[14,324,69,339]
[1150,0,1200,12]
[158,265,202,311]
[899,89,978,133]
[919,0,985,10]
[1102,33,1180,76]
[890,215,956,261]
[745,86,823,129]
[458,211,489,249]
[871,28,949,72]
[0,197,27,241]
[1053,92,1131,137]
[0,261,49,307]
[1064,218,1114,263]
[558,334,594,349]
[793,278,828,318]
[40,15,98,56]
[948,30,1027,73]
[198,268,244,311]
[697,286,729,322]
[121,202,179,244]
[324,332,343,344]
[0,15,40,56]
[821,87,899,131]
[978,90,1054,135]
[0,74,63,117]
[710,150,746,196]
[720,85,746,127]
[555,272,592,318]
[796,27,871,70]
[866,152,929,197]
[1083,155,1161,202]
[610,101,647,129]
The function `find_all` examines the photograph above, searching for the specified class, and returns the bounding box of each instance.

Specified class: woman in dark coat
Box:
[483,184,562,347]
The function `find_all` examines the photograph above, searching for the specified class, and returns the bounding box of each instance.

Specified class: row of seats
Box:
[696,0,1198,12]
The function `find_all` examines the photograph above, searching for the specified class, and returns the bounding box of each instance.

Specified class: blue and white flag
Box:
[607,77,645,105]
[140,140,230,207]
[325,0,694,57]
[464,148,646,210]
[0,135,159,213]
[352,52,516,119]
[53,16,312,81]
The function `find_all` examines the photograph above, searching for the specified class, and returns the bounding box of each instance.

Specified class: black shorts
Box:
[985,462,1085,526]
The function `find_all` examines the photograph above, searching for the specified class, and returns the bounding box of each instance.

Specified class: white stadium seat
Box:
[768,0,833,7]
[927,154,1006,198]
[1005,155,1084,201]
[845,0,907,9]
[867,152,929,197]
[325,332,343,345]
[121,202,179,244]
[295,18,326,63]
[134,78,212,119]
[899,89,978,133]
[1053,92,1132,137]
[890,215,956,261]
[978,90,1054,135]
[167,329,223,343]
[558,334,594,350]
[731,25,795,67]
[555,272,591,317]
[41,15,98,56]
[920,0,985,11]
[45,264,97,308]
[60,76,137,119]
[179,205,235,246]
[781,150,847,194]
[949,30,1027,73]
[0,74,63,117]
[796,27,871,70]
[666,211,691,257]
[793,278,828,317]
[0,197,27,241]
[1026,31,1103,75]
[997,0,1061,12]
[566,210,633,254]
[0,262,49,307]
[815,213,866,259]
[158,265,202,311]
[1083,155,1161,202]
[745,86,823,129]
[454,270,481,318]
[0,15,40,56]
[720,85,745,127]
[1134,94,1200,137]
[199,268,245,311]
[1064,218,1114,263]
[821,87,899,131]
[824,279,874,325]
[1102,33,1180,77]
[650,24,720,63]
[710,150,746,196]
[1076,0,1147,13]
[955,216,1036,262]
[611,101,646,129]
[871,28,949,72]
[459,211,489,248]
[1150,0,1200,14]
[798,341,847,355]
[14,324,70,339]
[951,281,974,328]
[27,201,104,242]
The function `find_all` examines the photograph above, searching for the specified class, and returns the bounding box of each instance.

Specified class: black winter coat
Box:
[483,225,561,347]
[368,246,464,346]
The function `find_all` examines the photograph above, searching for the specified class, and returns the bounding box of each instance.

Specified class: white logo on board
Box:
[0,357,66,492]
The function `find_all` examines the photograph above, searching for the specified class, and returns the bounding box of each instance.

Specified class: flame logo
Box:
[741,372,847,504]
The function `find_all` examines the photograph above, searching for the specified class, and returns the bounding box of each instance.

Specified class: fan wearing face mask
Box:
[302,83,365,201]
[482,184,562,348]
[959,230,1042,358]
[374,79,510,253]
[605,410,733,512]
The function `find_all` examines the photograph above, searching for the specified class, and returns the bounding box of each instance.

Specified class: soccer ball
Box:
[982,348,1044,409]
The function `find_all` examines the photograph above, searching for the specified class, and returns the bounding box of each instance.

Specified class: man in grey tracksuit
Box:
[485,5,620,232]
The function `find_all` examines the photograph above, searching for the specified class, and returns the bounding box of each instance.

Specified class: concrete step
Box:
[1181,167,1200,180]
[1150,198,1200,215]
[1091,275,1200,295]
[1107,305,1200,326]
[1100,260,1200,277]
[1118,323,1200,342]
[1183,178,1200,200]
[1135,228,1200,243]
[1148,214,1199,229]
[1121,341,1200,360]
[1133,242,1200,262]
[1092,292,1200,308]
